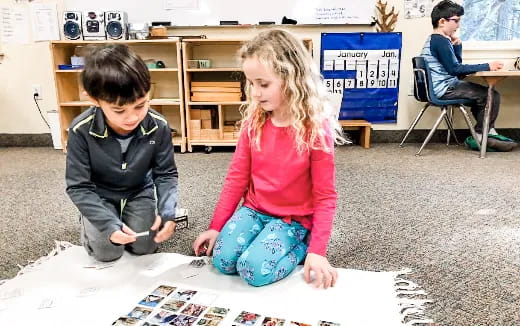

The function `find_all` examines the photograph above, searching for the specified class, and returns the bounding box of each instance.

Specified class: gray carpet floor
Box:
[1,144,519,326]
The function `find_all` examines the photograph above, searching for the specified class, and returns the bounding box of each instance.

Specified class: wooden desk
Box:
[472,70,520,158]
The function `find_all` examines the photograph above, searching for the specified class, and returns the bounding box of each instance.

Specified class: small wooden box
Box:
[190,130,201,139]
[223,132,234,140]
[190,109,201,120]
[201,119,212,129]
[189,120,201,130]
[201,109,212,120]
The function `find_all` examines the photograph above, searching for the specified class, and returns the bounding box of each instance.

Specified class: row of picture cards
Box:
[113,284,341,326]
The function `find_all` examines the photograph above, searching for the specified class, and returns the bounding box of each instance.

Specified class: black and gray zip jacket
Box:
[65,106,178,236]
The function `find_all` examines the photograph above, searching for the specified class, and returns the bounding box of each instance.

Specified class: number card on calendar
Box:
[320,32,402,123]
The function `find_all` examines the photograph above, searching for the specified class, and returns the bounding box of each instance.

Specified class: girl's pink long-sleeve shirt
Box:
[209,119,337,256]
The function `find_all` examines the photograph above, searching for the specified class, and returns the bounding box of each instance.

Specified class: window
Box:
[461,0,520,41]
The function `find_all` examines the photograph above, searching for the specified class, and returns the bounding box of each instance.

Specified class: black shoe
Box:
[486,137,517,152]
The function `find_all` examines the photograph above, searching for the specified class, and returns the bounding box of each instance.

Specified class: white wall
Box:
[0,0,519,134]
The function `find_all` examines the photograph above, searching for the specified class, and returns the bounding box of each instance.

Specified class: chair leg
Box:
[443,106,460,145]
[446,106,452,146]
[416,108,447,156]
[400,104,430,147]
[457,105,481,151]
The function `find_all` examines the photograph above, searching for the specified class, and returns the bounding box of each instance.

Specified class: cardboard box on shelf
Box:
[200,109,212,120]
[190,130,201,139]
[201,119,212,129]
[189,120,201,130]
[223,132,234,140]
[190,109,201,120]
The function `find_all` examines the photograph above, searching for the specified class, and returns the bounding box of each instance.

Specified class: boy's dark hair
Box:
[81,44,151,106]
[431,0,464,28]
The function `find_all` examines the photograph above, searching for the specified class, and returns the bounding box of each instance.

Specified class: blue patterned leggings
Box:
[212,206,308,287]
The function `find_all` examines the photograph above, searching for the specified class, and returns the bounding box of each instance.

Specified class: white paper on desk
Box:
[1,6,31,44]
[29,2,59,41]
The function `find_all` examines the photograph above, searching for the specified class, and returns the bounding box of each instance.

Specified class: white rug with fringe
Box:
[0,242,432,326]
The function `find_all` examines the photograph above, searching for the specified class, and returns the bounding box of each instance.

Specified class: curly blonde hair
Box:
[238,29,345,153]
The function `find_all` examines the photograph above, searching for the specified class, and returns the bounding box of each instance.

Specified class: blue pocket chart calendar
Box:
[320,32,402,123]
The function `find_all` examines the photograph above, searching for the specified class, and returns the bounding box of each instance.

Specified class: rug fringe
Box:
[15,241,74,278]
[395,270,434,326]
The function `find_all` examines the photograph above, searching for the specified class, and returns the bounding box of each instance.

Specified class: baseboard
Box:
[2,130,520,147]
[0,134,53,147]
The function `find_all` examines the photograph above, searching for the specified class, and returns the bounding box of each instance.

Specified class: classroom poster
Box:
[321,32,402,123]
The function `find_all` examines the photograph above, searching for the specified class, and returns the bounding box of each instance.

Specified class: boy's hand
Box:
[489,61,504,71]
[450,36,461,45]
[303,253,338,289]
[151,215,176,243]
[193,230,219,256]
[110,224,137,245]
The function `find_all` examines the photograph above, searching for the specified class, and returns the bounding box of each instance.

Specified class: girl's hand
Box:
[303,253,338,289]
[193,230,220,256]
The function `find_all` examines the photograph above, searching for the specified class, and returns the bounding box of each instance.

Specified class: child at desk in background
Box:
[66,44,178,262]
[421,0,517,151]
[193,29,346,288]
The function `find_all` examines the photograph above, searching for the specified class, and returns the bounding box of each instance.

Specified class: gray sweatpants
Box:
[80,194,158,262]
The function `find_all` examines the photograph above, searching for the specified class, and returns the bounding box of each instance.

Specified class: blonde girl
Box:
[193,29,345,288]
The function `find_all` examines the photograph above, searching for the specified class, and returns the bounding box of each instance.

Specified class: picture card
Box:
[181,303,208,317]
[171,289,197,301]
[234,311,261,326]
[160,298,187,312]
[112,316,140,325]
[139,294,164,307]
[152,285,176,297]
[127,306,153,320]
[261,317,285,326]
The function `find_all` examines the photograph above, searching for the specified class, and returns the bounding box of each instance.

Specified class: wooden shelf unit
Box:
[50,39,186,152]
[182,38,312,152]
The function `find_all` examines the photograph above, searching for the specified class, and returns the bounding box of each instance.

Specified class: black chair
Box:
[399,56,480,156]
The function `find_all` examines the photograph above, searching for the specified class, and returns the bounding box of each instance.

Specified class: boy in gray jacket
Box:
[66,44,178,262]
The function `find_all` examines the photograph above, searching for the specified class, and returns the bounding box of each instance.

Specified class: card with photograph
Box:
[149,309,178,325]
[152,285,177,297]
[127,306,153,320]
[161,299,187,312]
[170,313,198,326]
[139,294,164,307]
[234,311,261,326]
[171,289,198,301]
[197,317,223,326]
[112,316,140,325]
[261,317,285,326]
[318,321,340,326]
[181,303,208,317]
[289,322,311,326]
[204,307,229,318]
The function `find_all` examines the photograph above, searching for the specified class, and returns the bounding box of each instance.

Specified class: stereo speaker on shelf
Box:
[63,11,82,40]
[82,11,105,40]
[105,11,128,40]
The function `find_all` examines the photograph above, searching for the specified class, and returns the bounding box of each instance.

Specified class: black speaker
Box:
[105,12,128,40]
[63,11,82,40]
